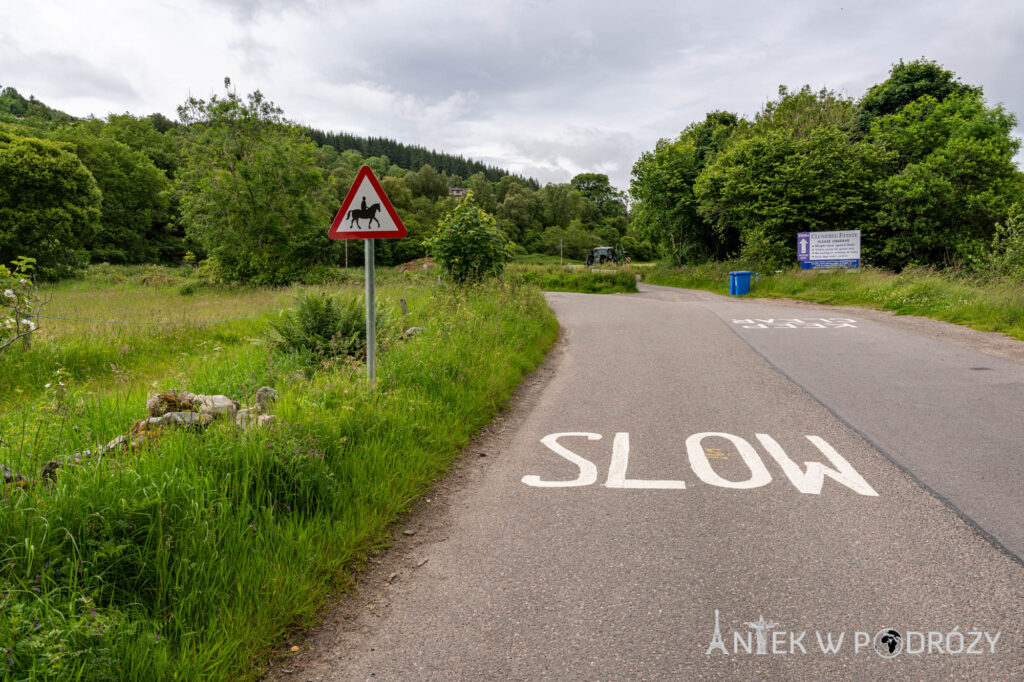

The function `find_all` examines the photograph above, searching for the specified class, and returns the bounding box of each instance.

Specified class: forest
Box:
[0,78,628,284]
[629,59,1024,275]
[3,59,1022,285]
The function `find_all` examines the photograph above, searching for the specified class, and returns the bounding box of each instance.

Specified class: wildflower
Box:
[7,657,11,666]
[3,289,13,299]
[34,621,39,628]
[155,634,161,641]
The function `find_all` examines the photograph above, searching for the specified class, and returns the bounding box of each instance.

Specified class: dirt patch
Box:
[394,257,438,273]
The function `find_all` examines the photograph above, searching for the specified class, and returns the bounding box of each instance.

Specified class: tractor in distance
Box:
[585,246,628,266]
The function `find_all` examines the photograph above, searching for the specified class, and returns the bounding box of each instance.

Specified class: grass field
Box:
[511,253,574,266]
[509,263,638,294]
[0,265,558,680]
[642,262,1024,341]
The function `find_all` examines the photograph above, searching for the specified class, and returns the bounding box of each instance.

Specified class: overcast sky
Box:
[2,0,1021,190]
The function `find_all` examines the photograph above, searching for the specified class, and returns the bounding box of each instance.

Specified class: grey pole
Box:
[364,239,376,382]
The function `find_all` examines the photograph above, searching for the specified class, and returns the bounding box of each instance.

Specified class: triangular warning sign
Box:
[328,166,407,240]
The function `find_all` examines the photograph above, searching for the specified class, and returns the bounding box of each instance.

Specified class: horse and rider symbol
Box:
[347,196,382,229]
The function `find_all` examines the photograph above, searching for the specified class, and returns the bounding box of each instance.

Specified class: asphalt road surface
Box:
[278,284,1023,681]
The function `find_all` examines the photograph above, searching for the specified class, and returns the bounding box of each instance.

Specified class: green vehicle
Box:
[585,246,624,266]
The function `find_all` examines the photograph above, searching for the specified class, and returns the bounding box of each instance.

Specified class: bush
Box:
[425,191,511,283]
[510,264,638,293]
[175,82,339,285]
[269,292,388,361]
[0,130,101,280]
[0,256,41,352]
[987,203,1024,279]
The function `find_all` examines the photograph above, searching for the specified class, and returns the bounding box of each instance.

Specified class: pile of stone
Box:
[2,386,279,487]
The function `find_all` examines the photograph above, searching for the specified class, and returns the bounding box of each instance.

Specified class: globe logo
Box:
[873,628,903,658]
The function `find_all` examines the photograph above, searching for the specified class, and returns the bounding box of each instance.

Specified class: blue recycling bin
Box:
[729,270,754,296]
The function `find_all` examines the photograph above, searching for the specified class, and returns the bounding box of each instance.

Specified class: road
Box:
[277,284,1023,680]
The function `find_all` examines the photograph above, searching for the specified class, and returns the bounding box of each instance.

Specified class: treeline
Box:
[304,127,536,187]
[0,81,632,283]
[629,59,1024,273]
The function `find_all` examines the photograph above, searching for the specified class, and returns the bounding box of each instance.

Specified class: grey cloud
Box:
[229,32,274,76]
[209,0,316,22]
[311,2,692,106]
[2,50,139,102]
[506,128,638,175]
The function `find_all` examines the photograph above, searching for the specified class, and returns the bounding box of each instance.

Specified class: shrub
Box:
[1,256,41,353]
[425,191,511,283]
[177,281,200,296]
[987,203,1024,279]
[0,130,100,280]
[269,292,388,361]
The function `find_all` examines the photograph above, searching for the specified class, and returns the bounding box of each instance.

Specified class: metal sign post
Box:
[364,239,376,382]
[327,166,407,385]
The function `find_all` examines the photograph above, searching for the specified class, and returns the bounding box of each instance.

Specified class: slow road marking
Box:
[523,432,879,496]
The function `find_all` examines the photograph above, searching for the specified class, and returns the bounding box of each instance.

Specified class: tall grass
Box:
[0,269,558,680]
[509,264,638,294]
[511,253,576,266]
[643,262,1024,340]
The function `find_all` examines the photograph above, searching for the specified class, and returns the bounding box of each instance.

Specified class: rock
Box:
[235,408,258,429]
[402,327,425,339]
[238,411,276,430]
[194,394,239,420]
[146,390,197,417]
[159,411,213,429]
[104,434,129,451]
[2,463,29,484]
[38,460,61,480]
[255,386,279,411]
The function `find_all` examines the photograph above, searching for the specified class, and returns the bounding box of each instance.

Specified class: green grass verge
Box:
[509,264,638,294]
[643,262,1024,341]
[511,253,576,266]
[0,270,558,680]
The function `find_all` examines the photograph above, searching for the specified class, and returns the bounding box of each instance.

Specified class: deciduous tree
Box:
[175,79,337,284]
[0,130,100,279]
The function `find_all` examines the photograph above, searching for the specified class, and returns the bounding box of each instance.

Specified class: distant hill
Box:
[304,127,537,187]
[0,85,532,184]
[0,86,75,124]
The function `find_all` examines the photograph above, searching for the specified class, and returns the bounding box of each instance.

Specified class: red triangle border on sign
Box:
[328,165,408,240]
